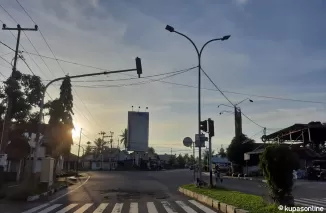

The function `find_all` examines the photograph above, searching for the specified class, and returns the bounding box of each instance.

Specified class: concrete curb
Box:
[179,187,249,213]
[26,184,68,202]
[224,176,267,183]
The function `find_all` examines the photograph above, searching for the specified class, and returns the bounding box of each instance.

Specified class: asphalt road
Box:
[2,169,219,213]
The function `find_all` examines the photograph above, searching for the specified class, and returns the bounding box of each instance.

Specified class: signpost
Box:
[183,137,195,181]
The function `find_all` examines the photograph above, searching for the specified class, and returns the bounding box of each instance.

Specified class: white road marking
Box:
[129,202,138,213]
[161,201,178,213]
[22,203,50,213]
[49,176,90,203]
[188,200,216,213]
[38,204,62,213]
[175,201,197,213]
[56,204,78,213]
[73,203,93,213]
[93,203,109,213]
[111,203,124,213]
[146,202,158,213]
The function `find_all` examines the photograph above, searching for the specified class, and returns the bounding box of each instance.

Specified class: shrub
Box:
[259,144,300,206]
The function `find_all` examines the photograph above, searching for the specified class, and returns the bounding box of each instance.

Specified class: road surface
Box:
[2,169,219,213]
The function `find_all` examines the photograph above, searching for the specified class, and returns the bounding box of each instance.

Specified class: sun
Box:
[72,123,81,138]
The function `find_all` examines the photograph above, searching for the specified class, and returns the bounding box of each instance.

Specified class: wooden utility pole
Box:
[109,131,113,170]
[76,128,82,174]
[0,24,38,154]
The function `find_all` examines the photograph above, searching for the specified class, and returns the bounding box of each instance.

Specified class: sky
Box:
[0,0,326,156]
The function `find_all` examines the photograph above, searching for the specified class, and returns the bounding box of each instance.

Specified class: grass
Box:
[181,184,319,213]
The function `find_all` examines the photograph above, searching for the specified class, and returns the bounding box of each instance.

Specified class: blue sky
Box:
[0,0,326,155]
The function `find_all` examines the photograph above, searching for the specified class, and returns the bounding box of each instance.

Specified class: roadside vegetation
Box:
[182,184,318,213]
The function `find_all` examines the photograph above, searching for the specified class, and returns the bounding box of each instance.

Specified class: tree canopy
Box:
[260,144,300,205]
[227,133,255,166]
[44,76,74,157]
[119,128,128,149]
[218,147,227,158]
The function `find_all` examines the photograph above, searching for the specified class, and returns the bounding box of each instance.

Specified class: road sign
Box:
[244,153,250,161]
[195,134,207,147]
[183,137,193,147]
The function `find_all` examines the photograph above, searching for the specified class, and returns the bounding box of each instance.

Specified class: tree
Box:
[260,145,300,206]
[148,147,155,155]
[203,150,215,171]
[227,133,255,167]
[177,154,186,168]
[84,142,93,156]
[44,76,74,174]
[0,72,44,151]
[218,147,227,158]
[94,138,107,158]
[168,155,176,166]
[183,153,189,163]
[119,128,128,149]
[189,155,195,165]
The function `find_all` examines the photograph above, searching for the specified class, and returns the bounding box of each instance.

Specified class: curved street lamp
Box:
[219,110,235,115]
[165,24,230,180]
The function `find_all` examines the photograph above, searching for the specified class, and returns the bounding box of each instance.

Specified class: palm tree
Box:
[94,138,107,157]
[119,128,128,150]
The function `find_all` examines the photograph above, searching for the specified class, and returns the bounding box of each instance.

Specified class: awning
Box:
[264,122,326,142]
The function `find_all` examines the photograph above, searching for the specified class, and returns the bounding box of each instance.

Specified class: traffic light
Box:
[208,118,214,137]
[135,57,142,78]
[200,120,208,132]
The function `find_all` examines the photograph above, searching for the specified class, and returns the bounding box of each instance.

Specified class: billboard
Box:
[127,111,149,152]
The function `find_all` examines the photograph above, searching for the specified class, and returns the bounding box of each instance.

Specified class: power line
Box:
[71,66,197,88]
[13,2,101,130]
[201,67,265,129]
[0,55,12,66]
[19,50,326,104]
[200,68,235,107]
[241,112,264,128]
[46,66,197,83]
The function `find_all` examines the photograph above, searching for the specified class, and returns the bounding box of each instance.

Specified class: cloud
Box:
[1,0,326,155]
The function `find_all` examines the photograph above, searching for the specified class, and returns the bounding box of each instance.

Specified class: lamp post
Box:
[165,24,230,180]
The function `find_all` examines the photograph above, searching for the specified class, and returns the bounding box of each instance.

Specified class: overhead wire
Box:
[201,67,266,130]
[71,66,197,88]
[19,51,326,104]
[12,1,101,130]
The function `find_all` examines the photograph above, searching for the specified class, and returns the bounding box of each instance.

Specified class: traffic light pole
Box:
[209,135,213,187]
[32,59,142,178]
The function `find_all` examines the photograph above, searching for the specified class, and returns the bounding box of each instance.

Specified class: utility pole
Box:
[76,128,82,175]
[109,131,114,149]
[98,131,108,170]
[109,131,113,170]
[0,24,38,154]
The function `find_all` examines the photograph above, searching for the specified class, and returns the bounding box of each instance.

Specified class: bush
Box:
[259,145,300,206]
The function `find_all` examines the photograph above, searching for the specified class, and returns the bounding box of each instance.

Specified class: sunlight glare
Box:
[72,123,81,138]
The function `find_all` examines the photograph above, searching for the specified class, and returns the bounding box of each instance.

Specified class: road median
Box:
[179,184,314,213]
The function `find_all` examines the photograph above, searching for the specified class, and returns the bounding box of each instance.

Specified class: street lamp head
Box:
[221,35,231,41]
[219,112,222,115]
[165,25,175,32]
[249,99,253,102]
